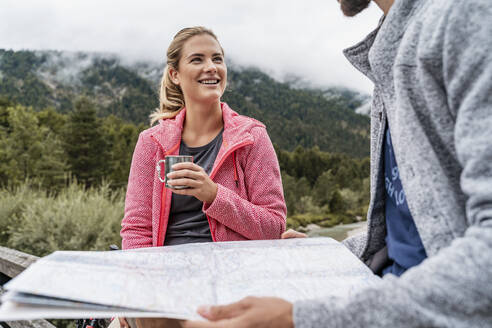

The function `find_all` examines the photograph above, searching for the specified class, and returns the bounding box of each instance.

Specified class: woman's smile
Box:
[170,34,227,105]
[198,78,221,87]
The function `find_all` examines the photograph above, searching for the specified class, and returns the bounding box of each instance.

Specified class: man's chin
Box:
[339,0,371,17]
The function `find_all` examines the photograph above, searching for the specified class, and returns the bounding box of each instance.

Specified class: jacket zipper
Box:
[151,135,180,247]
[206,141,253,241]
[152,136,253,245]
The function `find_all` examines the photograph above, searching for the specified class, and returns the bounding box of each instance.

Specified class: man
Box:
[183,0,492,326]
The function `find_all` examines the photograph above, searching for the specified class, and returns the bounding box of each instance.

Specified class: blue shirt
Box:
[382,126,427,276]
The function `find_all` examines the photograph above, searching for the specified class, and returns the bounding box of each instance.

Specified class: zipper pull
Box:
[233,151,239,188]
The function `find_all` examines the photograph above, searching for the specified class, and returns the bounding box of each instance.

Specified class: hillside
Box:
[0,49,370,157]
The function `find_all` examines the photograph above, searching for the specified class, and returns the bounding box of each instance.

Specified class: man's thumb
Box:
[197,299,249,321]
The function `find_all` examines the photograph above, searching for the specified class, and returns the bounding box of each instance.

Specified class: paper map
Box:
[0,238,380,320]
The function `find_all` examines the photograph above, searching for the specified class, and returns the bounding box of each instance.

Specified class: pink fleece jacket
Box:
[121,103,287,249]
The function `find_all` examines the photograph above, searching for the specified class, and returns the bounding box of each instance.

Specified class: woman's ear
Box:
[169,67,180,85]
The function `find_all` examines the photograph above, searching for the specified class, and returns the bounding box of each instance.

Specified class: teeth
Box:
[200,80,218,84]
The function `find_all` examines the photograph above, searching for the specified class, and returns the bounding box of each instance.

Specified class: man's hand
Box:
[183,296,294,328]
[281,229,307,239]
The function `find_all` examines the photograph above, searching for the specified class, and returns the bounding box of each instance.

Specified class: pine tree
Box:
[101,115,140,187]
[0,105,68,187]
[64,98,109,187]
[329,190,345,214]
[313,170,336,207]
[0,97,14,130]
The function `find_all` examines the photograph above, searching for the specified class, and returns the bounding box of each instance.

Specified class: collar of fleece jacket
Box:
[343,0,426,83]
[152,102,265,156]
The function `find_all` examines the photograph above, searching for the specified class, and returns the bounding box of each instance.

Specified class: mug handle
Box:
[156,159,166,183]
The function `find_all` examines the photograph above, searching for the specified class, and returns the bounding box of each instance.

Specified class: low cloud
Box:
[0,0,381,93]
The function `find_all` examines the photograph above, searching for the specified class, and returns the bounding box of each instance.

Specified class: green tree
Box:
[334,164,359,189]
[313,170,337,207]
[281,173,297,216]
[329,190,345,214]
[37,107,68,136]
[36,136,69,189]
[101,115,140,187]
[0,105,67,187]
[291,177,311,214]
[296,195,325,215]
[282,173,313,215]
[0,97,15,129]
[64,98,109,187]
[340,188,359,213]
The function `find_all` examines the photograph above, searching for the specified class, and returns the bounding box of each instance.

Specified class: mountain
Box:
[0,49,370,157]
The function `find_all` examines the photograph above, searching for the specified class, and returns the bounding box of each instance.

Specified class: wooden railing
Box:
[0,246,56,328]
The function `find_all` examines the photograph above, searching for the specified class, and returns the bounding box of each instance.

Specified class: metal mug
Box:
[156,155,193,189]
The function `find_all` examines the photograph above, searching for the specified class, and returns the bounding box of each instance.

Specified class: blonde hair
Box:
[150,26,223,125]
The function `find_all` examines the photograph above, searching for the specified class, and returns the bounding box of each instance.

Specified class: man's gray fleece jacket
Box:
[294,0,492,327]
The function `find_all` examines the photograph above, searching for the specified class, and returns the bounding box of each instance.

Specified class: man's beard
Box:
[339,0,371,17]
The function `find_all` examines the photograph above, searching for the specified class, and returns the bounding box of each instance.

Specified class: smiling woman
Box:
[118,26,287,328]
[150,27,226,123]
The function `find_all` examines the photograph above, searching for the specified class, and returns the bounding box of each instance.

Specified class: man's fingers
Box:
[198,299,251,321]
[281,229,307,239]
[182,318,235,328]
[181,320,210,328]
[182,318,233,328]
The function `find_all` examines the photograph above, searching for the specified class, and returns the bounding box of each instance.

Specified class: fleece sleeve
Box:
[294,2,492,327]
[120,133,155,249]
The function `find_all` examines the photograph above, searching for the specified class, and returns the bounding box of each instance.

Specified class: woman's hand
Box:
[167,162,218,204]
[281,229,307,239]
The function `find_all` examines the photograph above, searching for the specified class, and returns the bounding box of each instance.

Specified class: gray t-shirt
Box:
[164,130,223,246]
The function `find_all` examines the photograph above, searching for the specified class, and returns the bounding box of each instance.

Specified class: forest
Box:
[0,49,371,257]
[0,49,371,156]
[0,96,369,257]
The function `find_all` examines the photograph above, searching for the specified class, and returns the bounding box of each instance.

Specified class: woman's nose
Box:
[204,58,217,73]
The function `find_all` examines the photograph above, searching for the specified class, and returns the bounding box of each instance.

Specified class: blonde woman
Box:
[116,27,287,326]
[117,27,287,327]
[119,27,287,326]
[122,26,286,248]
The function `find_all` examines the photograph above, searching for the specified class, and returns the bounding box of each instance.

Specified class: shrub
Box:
[0,183,43,246]
[3,181,124,257]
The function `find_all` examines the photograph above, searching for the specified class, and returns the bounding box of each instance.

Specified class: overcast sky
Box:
[1,0,382,93]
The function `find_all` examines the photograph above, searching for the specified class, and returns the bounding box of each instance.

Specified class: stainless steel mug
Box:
[156,155,193,189]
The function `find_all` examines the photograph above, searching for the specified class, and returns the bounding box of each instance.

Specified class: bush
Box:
[1,181,124,257]
[286,211,360,231]
[0,183,43,246]
[295,196,326,215]
[287,213,331,230]
[318,214,344,227]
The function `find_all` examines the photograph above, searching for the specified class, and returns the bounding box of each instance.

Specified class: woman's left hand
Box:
[167,162,218,204]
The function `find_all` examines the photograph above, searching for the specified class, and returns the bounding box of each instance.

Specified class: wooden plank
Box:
[0,249,55,327]
[0,287,56,328]
[0,247,38,279]
[1,319,56,328]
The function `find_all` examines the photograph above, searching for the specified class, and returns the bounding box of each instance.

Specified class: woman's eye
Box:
[191,57,201,63]
[213,57,223,63]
